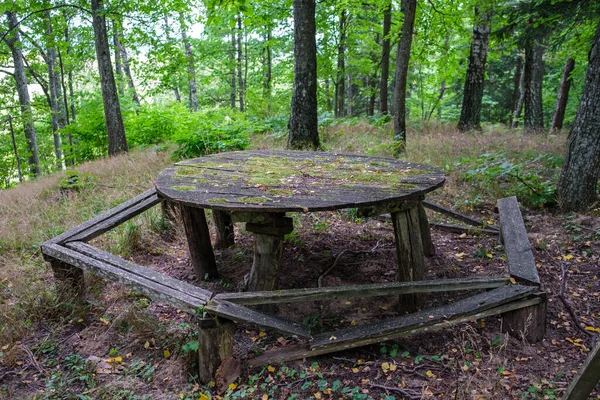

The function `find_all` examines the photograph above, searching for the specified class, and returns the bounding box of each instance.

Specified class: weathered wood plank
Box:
[41,243,207,314]
[562,338,600,400]
[429,222,500,236]
[423,200,498,230]
[248,296,542,366]
[213,211,235,249]
[197,318,235,384]
[310,285,537,349]
[502,292,546,343]
[497,197,540,285]
[205,299,311,339]
[67,193,162,243]
[246,232,284,291]
[214,276,510,305]
[180,205,218,280]
[418,202,436,257]
[45,188,158,245]
[66,241,213,301]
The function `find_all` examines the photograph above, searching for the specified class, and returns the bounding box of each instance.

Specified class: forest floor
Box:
[0,122,599,399]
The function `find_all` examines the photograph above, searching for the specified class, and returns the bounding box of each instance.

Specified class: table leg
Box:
[244,215,293,292]
[180,205,218,280]
[392,205,425,312]
[213,210,235,249]
[418,202,436,257]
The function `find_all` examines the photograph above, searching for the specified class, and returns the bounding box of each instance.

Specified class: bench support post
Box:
[392,205,425,312]
[180,205,218,280]
[502,293,546,343]
[197,317,234,383]
[418,202,435,257]
[50,259,85,305]
[213,211,235,249]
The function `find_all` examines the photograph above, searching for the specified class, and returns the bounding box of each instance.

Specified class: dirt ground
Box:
[1,199,599,399]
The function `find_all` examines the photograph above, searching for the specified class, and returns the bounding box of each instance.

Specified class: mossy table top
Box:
[155,150,445,213]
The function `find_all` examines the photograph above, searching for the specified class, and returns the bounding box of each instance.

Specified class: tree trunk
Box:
[511,60,525,128]
[380,0,392,114]
[288,0,319,150]
[179,13,198,112]
[392,0,417,155]
[4,11,41,176]
[7,115,23,183]
[346,72,352,116]
[556,19,600,212]
[63,14,77,122]
[550,58,575,133]
[262,29,272,100]
[237,14,244,112]
[509,56,523,127]
[523,33,546,132]
[112,22,125,96]
[230,28,236,108]
[367,72,378,116]
[45,11,65,168]
[162,16,181,102]
[91,0,128,156]
[334,10,347,118]
[457,7,492,132]
[114,22,141,109]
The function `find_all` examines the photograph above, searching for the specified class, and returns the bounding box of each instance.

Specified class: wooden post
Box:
[418,202,435,257]
[502,292,546,343]
[50,259,85,305]
[180,205,218,280]
[562,337,600,400]
[244,214,293,292]
[392,205,425,312]
[160,199,177,222]
[197,317,234,383]
[213,210,235,249]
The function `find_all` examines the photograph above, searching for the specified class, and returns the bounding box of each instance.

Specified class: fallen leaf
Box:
[267,365,275,373]
[258,331,267,338]
[163,349,171,358]
[144,341,150,349]
[99,317,109,324]
[564,254,574,260]
[426,370,436,378]
[381,362,390,372]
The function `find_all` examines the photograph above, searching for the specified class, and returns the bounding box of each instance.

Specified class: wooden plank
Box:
[45,188,158,245]
[562,338,600,400]
[497,197,540,285]
[310,285,537,350]
[41,243,208,314]
[214,276,510,305]
[429,222,500,236]
[248,297,542,366]
[205,299,311,339]
[212,210,235,249]
[423,200,498,230]
[66,193,162,243]
[418,202,436,257]
[66,241,213,302]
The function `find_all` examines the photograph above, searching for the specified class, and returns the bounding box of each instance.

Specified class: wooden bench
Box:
[41,190,546,380]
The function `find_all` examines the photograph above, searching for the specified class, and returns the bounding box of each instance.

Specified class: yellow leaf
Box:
[199,394,210,400]
[329,336,337,341]
[564,254,574,260]
[258,332,267,338]
[351,367,359,373]
[314,393,322,399]
[107,356,122,363]
[77,318,84,323]
[487,219,494,225]
[426,370,436,378]
[144,341,150,349]
[209,381,216,388]
[381,362,390,372]
[163,349,171,358]
[99,317,109,324]
[323,388,332,395]
[389,364,397,371]
[262,394,269,400]
[345,301,352,305]
[486,253,493,258]
[228,383,237,391]
[509,277,517,284]
[459,233,467,238]
[455,252,466,259]
[462,364,469,371]
[267,365,275,373]
[585,326,600,332]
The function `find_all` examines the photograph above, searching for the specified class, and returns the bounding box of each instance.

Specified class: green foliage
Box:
[456,152,562,208]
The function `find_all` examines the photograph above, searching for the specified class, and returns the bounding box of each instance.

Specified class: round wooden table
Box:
[156,150,445,310]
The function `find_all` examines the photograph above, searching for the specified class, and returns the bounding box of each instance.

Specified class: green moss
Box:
[238,196,270,204]
[172,185,196,191]
[207,198,229,203]
[266,188,295,197]
[176,167,202,177]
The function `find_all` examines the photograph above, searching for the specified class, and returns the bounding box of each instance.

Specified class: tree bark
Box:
[509,56,523,127]
[91,0,128,156]
[45,11,65,168]
[7,115,23,183]
[4,11,41,176]
[457,7,492,132]
[63,13,77,122]
[162,16,181,102]
[556,19,600,212]
[112,22,125,96]
[380,0,392,114]
[262,29,272,100]
[334,10,347,118]
[179,13,198,112]
[230,28,236,109]
[523,33,546,132]
[288,0,319,150]
[114,22,141,109]
[392,0,417,155]
[237,14,244,112]
[550,58,575,133]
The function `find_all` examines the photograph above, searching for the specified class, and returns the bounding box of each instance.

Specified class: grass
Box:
[0,119,573,398]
